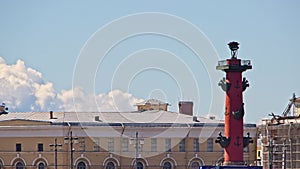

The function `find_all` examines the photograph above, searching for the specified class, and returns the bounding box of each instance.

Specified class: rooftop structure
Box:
[136,99,170,111]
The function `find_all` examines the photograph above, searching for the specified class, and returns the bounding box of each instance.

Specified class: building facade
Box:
[0,101,257,169]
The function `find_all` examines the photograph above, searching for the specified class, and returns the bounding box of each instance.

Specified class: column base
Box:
[223,161,246,166]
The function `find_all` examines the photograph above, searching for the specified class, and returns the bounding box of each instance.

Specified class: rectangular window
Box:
[78,137,85,151]
[165,138,171,152]
[16,143,21,152]
[257,150,261,158]
[38,143,43,152]
[193,138,200,152]
[108,138,114,152]
[93,138,100,152]
[122,138,129,152]
[207,138,213,152]
[244,146,249,153]
[151,138,157,152]
[139,138,144,152]
[179,139,185,152]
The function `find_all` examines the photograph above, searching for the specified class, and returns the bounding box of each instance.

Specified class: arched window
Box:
[38,163,45,169]
[190,161,200,169]
[136,161,143,169]
[106,162,115,169]
[216,157,224,166]
[163,161,172,169]
[16,161,24,169]
[77,161,86,169]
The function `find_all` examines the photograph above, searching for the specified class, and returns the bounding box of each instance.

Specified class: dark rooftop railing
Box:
[217,60,251,66]
[52,122,256,128]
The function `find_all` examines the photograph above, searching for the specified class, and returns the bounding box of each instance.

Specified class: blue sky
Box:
[0,1,299,123]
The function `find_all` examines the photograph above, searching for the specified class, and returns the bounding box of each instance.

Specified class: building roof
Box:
[0,111,256,128]
[0,111,216,123]
[136,99,169,106]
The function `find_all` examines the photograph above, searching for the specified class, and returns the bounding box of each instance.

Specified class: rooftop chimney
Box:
[193,116,200,122]
[95,116,102,122]
[178,101,193,116]
[209,116,216,120]
[50,111,54,119]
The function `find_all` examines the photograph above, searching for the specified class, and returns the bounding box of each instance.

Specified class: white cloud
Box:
[0,57,143,112]
[58,88,144,112]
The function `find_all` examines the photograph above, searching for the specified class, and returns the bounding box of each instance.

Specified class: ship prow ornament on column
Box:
[215,41,253,166]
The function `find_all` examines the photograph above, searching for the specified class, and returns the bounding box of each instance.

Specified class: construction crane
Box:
[282,93,296,117]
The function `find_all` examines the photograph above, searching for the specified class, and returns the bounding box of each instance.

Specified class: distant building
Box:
[0,99,257,169]
[0,103,8,115]
[136,99,170,111]
[257,96,300,169]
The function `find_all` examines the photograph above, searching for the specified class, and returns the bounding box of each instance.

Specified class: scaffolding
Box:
[258,118,300,169]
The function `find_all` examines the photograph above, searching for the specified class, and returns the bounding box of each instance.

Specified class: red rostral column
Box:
[215,42,253,165]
